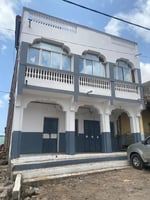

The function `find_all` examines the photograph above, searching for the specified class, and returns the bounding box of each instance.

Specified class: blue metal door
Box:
[84,120,101,152]
[42,117,58,153]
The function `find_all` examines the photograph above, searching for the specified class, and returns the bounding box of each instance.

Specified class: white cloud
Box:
[0,94,9,109]
[140,62,150,83]
[0,0,16,40]
[1,44,7,54]
[109,0,114,4]
[104,0,150,43]
[0,100,3,108]
[20,0,31,4]
[0,0,32,40]
[3,94,9,101]
[104,17,123,36]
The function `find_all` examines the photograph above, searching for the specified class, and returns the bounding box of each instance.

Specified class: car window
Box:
[146,138,150,145]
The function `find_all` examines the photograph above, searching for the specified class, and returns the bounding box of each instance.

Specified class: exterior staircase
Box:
[11,152,128,182]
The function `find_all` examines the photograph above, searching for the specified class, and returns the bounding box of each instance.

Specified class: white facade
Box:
[20,9,139,66]
[9,8,143,159]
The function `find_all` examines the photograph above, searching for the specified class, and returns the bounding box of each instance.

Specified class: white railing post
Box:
[25,66,74,91]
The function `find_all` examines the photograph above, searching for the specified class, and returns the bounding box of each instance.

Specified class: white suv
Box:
[127,136,150,169]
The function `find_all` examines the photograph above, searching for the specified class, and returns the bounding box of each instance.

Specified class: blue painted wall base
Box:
[11,131,21,159]
[101,132,112,153]
[65,131,75,155]
[132,133,141,143]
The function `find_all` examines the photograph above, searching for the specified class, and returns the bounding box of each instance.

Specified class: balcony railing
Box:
[79,75,111,96]
[25,66,74,91]
[24,66,141,100]
[79,76,110,89]
[115,81,140,100]
[115,82,138,93]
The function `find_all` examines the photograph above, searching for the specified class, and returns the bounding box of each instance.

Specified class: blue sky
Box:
[0,0,150,135]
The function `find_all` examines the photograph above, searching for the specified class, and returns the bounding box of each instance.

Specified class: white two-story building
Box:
[6,7,144,160]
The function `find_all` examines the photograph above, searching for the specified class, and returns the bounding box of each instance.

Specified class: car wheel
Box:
[131,154,143,170]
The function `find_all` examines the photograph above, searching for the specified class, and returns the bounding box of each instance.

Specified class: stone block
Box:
[12,174,22,200]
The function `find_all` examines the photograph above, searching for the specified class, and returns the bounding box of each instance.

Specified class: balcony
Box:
[24,66,141,101]
[25,66,74,91]
[79,75,111,96]
[115,81,140,100]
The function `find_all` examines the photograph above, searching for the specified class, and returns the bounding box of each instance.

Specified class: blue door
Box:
[84,120,101,152]
[42,117,58,153]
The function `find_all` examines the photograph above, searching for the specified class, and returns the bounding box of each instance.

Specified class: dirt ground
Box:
[0,146,150,200]
[22,166,150,200]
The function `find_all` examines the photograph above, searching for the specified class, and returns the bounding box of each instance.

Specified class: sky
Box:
[0,0,150,135]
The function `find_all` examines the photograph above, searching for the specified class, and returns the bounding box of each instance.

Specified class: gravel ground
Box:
[0,148,150,200]
[22,166,150,200]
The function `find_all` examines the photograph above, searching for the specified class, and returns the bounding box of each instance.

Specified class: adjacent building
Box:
[5,7,144,160]
[142,81,150,137]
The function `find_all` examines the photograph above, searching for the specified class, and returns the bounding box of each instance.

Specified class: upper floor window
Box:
[28,48,39,65]
[114,60,133,82]
[79,53,106,77]
[27,42,71,71]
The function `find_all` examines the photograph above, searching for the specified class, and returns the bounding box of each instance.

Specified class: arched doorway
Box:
[75,105,101,152]
[110,109,132,151]
[21,101,65,154]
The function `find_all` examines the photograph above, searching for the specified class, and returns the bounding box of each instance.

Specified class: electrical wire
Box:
[0,4,150,59]
[1,23,150,59]
[0,91,9,94]
[0,26,15,32]
[21,30,137,57]
[62,0,150,31]
[20,30,150,59]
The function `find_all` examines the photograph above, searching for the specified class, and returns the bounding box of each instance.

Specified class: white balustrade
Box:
[79,76,111,96]
[115,82,140,100]
[25,66,74,84]
[115,82,138,93]
[25,66,74,91]
[25,66,140,100]
[79,76,110,89]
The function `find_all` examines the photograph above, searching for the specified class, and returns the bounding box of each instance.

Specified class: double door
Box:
[84,120,101,152]
[43,117,58,153]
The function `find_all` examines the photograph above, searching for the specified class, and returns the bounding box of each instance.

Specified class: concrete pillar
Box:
[113,119,118,136]
[65,109,75,155]
[9,100,24,159]
[139,114,145,140]
[100,113,112,153]
[12,105,24,131]
[112,119,119,151]
[130,115,141,143]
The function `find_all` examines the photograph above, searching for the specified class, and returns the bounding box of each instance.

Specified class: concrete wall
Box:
[22,102,101,134]
[142,109,150,136]
[20,8,140,69]
[22,102,65,132]
[9,7,144,158]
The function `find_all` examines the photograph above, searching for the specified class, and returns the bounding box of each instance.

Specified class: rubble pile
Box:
[0,144,13,200]
[0,144,8,165]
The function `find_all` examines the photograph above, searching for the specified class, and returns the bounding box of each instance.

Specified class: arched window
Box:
[27,41,71,71]
[114,60,133,82]
[79,52,106,77]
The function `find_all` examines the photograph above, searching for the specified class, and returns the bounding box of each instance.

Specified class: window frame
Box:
[27,42,72,72]
[79,53,106,77]
[114,60,132,82]
[27,47,40,65]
